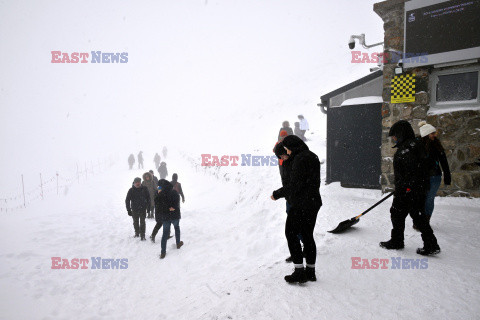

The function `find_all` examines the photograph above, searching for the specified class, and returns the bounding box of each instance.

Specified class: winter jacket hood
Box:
[142,172,153,181]
[282,135,309,156]
[274,141,288,158]
[389,120,415,147]
[158,179,173,192]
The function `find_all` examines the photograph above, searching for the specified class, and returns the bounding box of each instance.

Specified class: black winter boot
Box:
[417,234,440,255]
[140,234,146,241]
[416,245,440,255]
[305,267,316,282]
[379,239,404,250]
[150,235,155,243]
[134,233,140,238]
[284,267,307,284]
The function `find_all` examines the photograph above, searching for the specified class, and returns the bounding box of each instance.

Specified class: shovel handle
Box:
[356,192,394,219]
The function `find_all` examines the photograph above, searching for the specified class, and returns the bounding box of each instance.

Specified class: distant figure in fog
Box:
[278,121,294,141]
[171,173,185,203]
[294,122,304,141]
[154,153,161,169]
[162,146,168,159]
[298,115,309,141]
[158,162,168,180]
[138,151,144,169]
[128,154,135,170]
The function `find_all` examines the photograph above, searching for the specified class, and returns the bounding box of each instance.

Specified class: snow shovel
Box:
[328,192,394,234]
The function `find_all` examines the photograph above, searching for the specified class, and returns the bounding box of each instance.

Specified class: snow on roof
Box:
[340,96,383,106]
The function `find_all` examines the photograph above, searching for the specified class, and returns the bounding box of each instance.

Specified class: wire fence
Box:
[0,157,117,212]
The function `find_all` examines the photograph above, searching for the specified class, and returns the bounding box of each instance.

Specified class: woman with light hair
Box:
[418,121,451,224]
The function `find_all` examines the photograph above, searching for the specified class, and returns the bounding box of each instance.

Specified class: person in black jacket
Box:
[380,120,440,256]
[277,121,294,141]
[271,135,322,283]
[155,179,183,259]
[273,141,303,263]
[418,121,451,224]
[125,177,150,240]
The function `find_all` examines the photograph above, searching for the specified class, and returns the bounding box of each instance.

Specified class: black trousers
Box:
[151,221,162,239]
[390,192,438,246]
[285,205,320,265]
[132,211,146,235]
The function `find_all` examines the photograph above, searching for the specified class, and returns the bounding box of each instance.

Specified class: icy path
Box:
[0,148,479,320]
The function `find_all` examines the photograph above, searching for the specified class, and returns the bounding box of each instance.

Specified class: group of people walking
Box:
[125,161,186,259]
[270,118,449,284]
[278,115,310,142]
[128,147,168,170]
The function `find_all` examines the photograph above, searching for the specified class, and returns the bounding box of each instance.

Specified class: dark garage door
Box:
[326,103,382,189]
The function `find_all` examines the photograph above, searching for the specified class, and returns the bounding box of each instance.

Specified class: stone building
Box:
[373,0,480,197]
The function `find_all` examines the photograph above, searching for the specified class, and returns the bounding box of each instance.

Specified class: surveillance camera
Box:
[348,36,355,49]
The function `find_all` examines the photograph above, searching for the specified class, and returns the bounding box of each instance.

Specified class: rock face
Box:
[374,0,480,197]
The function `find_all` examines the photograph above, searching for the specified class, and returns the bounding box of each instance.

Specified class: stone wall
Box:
[374,0,480,197]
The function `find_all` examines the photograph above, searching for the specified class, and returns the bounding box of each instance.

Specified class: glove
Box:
[127,210,132,216]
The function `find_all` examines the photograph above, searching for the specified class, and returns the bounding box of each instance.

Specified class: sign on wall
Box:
[391,73,416,103]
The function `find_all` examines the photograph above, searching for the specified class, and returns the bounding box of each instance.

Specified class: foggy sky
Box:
[0,0,383,193]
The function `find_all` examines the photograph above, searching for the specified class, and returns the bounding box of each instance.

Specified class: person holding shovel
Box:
[379,120,440,256]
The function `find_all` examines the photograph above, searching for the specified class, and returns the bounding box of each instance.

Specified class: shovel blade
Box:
[328,217,360,234]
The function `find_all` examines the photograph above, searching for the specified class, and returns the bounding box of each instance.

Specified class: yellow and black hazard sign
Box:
[391,74,416,103]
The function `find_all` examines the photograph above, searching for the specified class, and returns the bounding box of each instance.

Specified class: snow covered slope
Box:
[0,129,479,320]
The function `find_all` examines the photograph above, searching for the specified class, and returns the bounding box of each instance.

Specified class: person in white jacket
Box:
[298,115,309,141]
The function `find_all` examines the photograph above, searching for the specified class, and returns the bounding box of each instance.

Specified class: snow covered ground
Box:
[1,2,479,318]
[1,128,479,320]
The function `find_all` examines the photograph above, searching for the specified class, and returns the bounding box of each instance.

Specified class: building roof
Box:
[320,70,383,106]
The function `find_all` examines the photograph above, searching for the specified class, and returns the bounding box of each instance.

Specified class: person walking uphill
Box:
[125,177,151,241]
[418,121,451,224]
[271,135,322,283]
[155,179,183,259]
[138,151,144,169]
[154,153,161,169]
[158,162,168,180]
[379,120,441,256]
[142,172,157,219]
[128,154,135,170]
[171,173,185,203]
